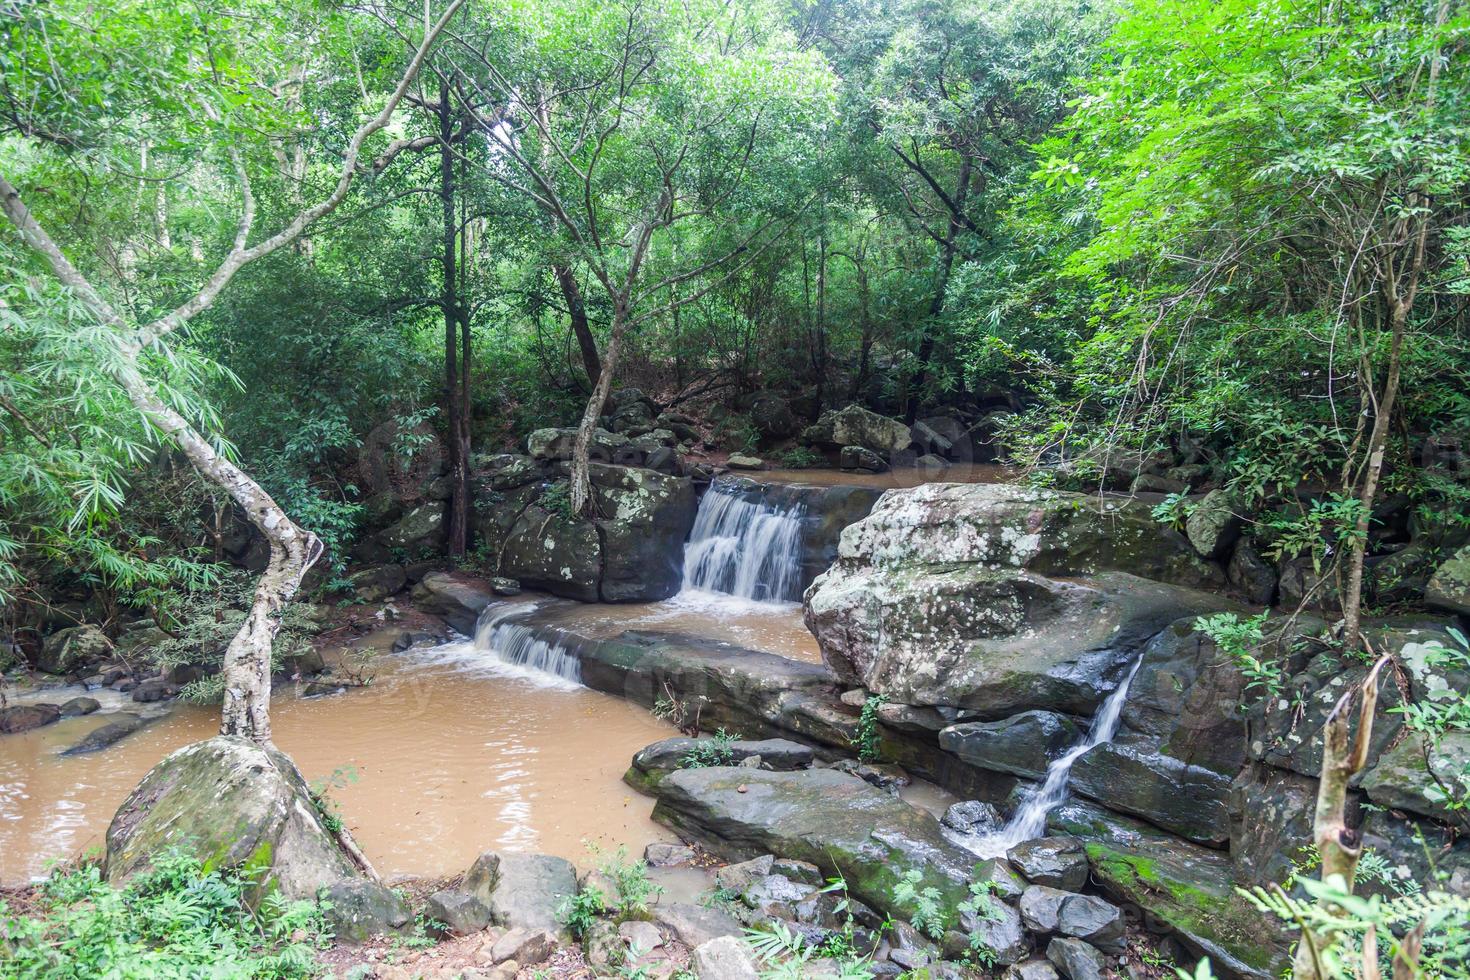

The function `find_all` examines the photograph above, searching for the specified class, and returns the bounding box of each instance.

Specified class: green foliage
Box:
[0,850,330,977]
[1194,613,1279,706]
[1151,493,1196,532]
[744,921,875,980]
[556,885,606,941]
[892,869,947,941]
[854,694,888,763]
[680,729,740,769]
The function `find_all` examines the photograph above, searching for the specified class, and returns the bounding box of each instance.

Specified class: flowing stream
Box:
[681,479,805,602]
[965,656,1144,857]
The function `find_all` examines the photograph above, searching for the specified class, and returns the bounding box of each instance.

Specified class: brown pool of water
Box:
[542,591,824,664]
[0,634,677,886]
[752,464,1016,489]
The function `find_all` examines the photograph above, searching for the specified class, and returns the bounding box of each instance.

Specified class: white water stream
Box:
[964,656,1144,857]
[681,480,805,602]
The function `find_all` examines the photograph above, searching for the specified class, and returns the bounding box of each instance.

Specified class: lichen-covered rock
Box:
[526,426,626,462]
[347,564,407,603]
[624,736,813,793]
[803,404,913,454]
[1426,544,1470,614]
[840,445,887,473]
[1361,732,1470,830]
[1228,765,1320,887]
[1185,490,1243,559]
[321,878,410,943]
[105,736,361,902]
[726,453,765,470]
[38,624,114,675]
[355,501,447,563]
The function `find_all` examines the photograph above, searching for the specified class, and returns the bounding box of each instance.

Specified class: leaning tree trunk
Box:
[554,263,601,389]
[569,309,626,517]
[0,0,464,743]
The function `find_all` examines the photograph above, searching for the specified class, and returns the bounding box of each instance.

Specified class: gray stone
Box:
[1005,957,1060,980]
[38,625,113,675]
[654,902,744,946]
[1019,885,1070,933]
[425,889,492,936]
[691,936,760,980]
[840,445,887,473]
[474,851,577,935]
[650,767,978,922]
[375,502,447,556]
[644,842,697,867]
[527,426,626,462]
[1361,732,1470,830]
[348,564,407,603]
[59,696,100,717]
[618,919,664,954]
[1069,741,1232,846]
[941,712,1084,780]
[1007,838,1089,891]
[727,453,765,471]
[1046,937,1109,980]
[61,713,148,755]
[1056,894,1124,951]
[715,854,775,894]
[626,736,814,792]
[104,736,359,902]
[320,877,410,943]
[803,405,913,454]
[1185,490,1242,558]
[1227,542,1277,605]
[941,800,1004,836]
[130,677,178,703]
[490,927,557,966]
[957,897,1030,965]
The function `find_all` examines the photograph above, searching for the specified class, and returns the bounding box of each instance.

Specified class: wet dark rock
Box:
[0,703,60,733]
[301,681,347,698]
[321,877,411,943]
[391,630,442,652]
[744,390,798,440]
[1069,741,1232,846]
[941,800,1004,836]
[840,445,887,473]
[649,767,978,921]
[1227,542,1277,605]
[1228,764,1322,887]
[830,758,911,792]
[1046,937,1110,980]
[130,677,178,703]
[61,712,149,755]
[347,564,407,603]
[1055,894,1125,952]
[1007,838,1089,891]
[425,889,492,936]
[59,696,100,717]
[941,711,1083,779]
[105,736,360,902]
[643,842,697,867]
[356,502,447,563]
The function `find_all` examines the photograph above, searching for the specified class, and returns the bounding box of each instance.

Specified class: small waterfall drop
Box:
[968,656,1144,857]
[681,480,804,602]
[474,604,583,684]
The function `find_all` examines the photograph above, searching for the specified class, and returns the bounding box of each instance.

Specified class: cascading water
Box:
[418,603,583,688]
[681,480,805,602]
[966,656,1144,857]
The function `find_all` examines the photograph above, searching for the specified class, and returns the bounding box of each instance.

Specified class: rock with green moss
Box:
[104,736,362,903]
[1184,489,1243,559]
[802,404,913,454]
[648,766,977,921]
[1426,544,1470,614]
[1361,732,1470,831]
[38,624,113,675]
[1048,801,1289,979]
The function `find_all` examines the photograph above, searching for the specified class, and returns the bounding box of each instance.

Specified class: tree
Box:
[449,0,837,515]
[0,0,465,741]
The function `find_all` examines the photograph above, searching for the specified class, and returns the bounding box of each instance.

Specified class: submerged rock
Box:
[105,736,362,902]
[61,712,150,755]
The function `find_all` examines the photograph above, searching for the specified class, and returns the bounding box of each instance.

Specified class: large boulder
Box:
[939,711,1083,780]
[1184,490,1243,559]
[527,426,627,462]
[462,850,578,936]
[105,737,362,902]
[1069,740,1232,846]
[37,624,114,675]
[625,736,814,792]
[649,767,978,920]
[355,501,447,563]
[1426,544,1470,614]
[1,703,61,734]
[1360,732,1470,830]
[743,390,798,440]
[802,404,913,455]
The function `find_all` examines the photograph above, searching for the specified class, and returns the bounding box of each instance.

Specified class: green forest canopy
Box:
[1,0,1466,630]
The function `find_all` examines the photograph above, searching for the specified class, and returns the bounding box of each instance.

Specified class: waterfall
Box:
[681,480,805,602]
[474,604,583,684]
[967,656,1144,857]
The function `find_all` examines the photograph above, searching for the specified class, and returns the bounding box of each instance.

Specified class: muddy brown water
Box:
[0,636,678,886]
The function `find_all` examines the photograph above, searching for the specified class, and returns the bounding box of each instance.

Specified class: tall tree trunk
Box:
[554,263,600,388]
[905,155,973,424]
[569,308,626,516]
[439,84,469,558]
